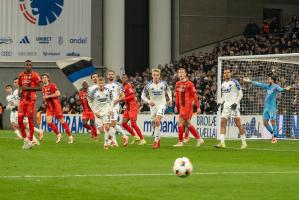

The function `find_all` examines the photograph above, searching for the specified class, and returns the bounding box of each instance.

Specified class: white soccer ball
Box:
[173,157,193,177]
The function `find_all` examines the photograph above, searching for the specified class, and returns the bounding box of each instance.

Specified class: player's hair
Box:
[25,60,32,63]
[41,73,51,82]
[5,84,12,88]
[91,72,99,79]
[13,77,18,81]
[223,68,231,72]
[107,69,115,74]
[177,67,186,72]
[269,75,277,83]
[98,77,105,82]
[152,68,161,74]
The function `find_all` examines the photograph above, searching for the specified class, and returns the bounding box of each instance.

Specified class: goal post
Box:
[217,53,299,140]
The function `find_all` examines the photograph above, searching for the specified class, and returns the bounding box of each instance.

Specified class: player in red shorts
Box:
[18,60,42,150]
[173,68,204,147]
[115,74,146,145]
[79,81,97,140]
[41,73,74,144]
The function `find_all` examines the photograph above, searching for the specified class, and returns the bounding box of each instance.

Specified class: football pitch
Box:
[0,131,299,200]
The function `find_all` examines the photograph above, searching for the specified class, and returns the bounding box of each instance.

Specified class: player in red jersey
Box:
[79,81,97,140]
[115,74,146,145]
[41,73,73,144]
[18,60,42,150]
[173,68,204,147]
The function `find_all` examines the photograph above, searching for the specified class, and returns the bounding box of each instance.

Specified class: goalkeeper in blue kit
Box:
[244,75,291,143]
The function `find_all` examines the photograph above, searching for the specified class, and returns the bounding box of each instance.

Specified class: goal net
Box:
[217,53,299,139]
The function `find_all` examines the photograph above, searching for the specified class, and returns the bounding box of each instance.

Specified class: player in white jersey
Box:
[141,68,172,149]
[5,84,22,139]
[88,77,116,150]
[12,78,44,143]
[105,70,129,147]
[216,68,247,149]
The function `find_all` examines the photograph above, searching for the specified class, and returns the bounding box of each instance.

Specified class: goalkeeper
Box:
[244,75,291,143]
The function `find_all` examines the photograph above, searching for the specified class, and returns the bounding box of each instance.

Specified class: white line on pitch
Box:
[226,147,299,152]
[1,171,299,179]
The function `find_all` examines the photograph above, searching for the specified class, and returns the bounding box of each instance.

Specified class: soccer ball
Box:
[173,157,193,177]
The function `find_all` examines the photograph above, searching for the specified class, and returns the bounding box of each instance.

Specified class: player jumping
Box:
[173,68,204,147]
[141,68,172,149]
[88,77,116,149]
[105,70,129,147]
[79,81,98,140]
[118,74,146,145]
[41,73,74,144]
[216,68,247,149]
[244,75,291,143]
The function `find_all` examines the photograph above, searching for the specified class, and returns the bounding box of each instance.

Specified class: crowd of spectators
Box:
[42,15,299,115]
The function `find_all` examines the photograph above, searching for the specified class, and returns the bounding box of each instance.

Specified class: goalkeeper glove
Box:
[230,103,238,110]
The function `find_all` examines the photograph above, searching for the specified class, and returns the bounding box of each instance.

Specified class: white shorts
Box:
[221,106,241,119]
[95,114,111,128]
[111,108,119,121]
[150,105,165,120]
[10,111,28,124]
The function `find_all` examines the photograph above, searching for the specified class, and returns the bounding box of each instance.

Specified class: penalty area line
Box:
[1,171,299,179]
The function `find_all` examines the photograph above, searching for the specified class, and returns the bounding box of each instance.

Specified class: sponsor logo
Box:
[66,52,80,57]
[43,52,61,56]
[18,0,64,26]
[18,52,37,56]
[58,36,64,45]
[69,37,88,44]
[0,37,13,44]
[20,36,30,44]
[1,51,13,56]
[36,36,52,44]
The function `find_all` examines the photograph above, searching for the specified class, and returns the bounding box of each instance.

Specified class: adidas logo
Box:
[20,36,30,44]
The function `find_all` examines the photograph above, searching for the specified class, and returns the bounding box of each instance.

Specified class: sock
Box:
[273,124,278,137]
[28,117,35,141]
[184,129,190,139]
[240,134,246,144]
[265,125,273,134]
[131,122,144,140]
[104,130,109,145]
[84,124,92,130]
[188,125,200,140]
[220,134,225,144]
[122,122,136,137]
[34,127,41,133]
[91,125,97,137]
[62,122,72,137]
[14,130,21,137]
[109,127,116,141]
[154,125,161,141]
[178,126,184,142]
[115,124,126,136]
[32,135,38,143]
[18,115,27,139]
[48,123,60,135]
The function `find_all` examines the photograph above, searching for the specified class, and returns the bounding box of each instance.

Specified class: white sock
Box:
[109,127,116,141]
[34,127,41,133]
[115,124,125,136]
[154,126,161,141]
[32,135,38,143]
[104,130,109,145]
[220,134,225,144]
[14,130,21,137]
[240,134,246,144]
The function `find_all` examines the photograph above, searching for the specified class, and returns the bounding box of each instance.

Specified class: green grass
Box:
[0,130,299,200]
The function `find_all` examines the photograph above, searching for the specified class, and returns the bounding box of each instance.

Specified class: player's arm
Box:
[165,82,173,107]
[87,88,96,113]
[244,78,268,89]
[192,92,201,114]
[175,84,180,113]
[141,85,153,106]
[231,80,243,110]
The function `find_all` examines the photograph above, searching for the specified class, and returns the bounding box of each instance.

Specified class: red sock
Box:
[28,117,35,141]
[122,122,136,137]
[91,125,97,137]
[188,125,200,139]
[17,114,27,139]
[84,124,92,130]
[178,126,184,142]
[62,122,72,137]
[48,123,60,136]
[131,122,143,140]
[184,129,190,139]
